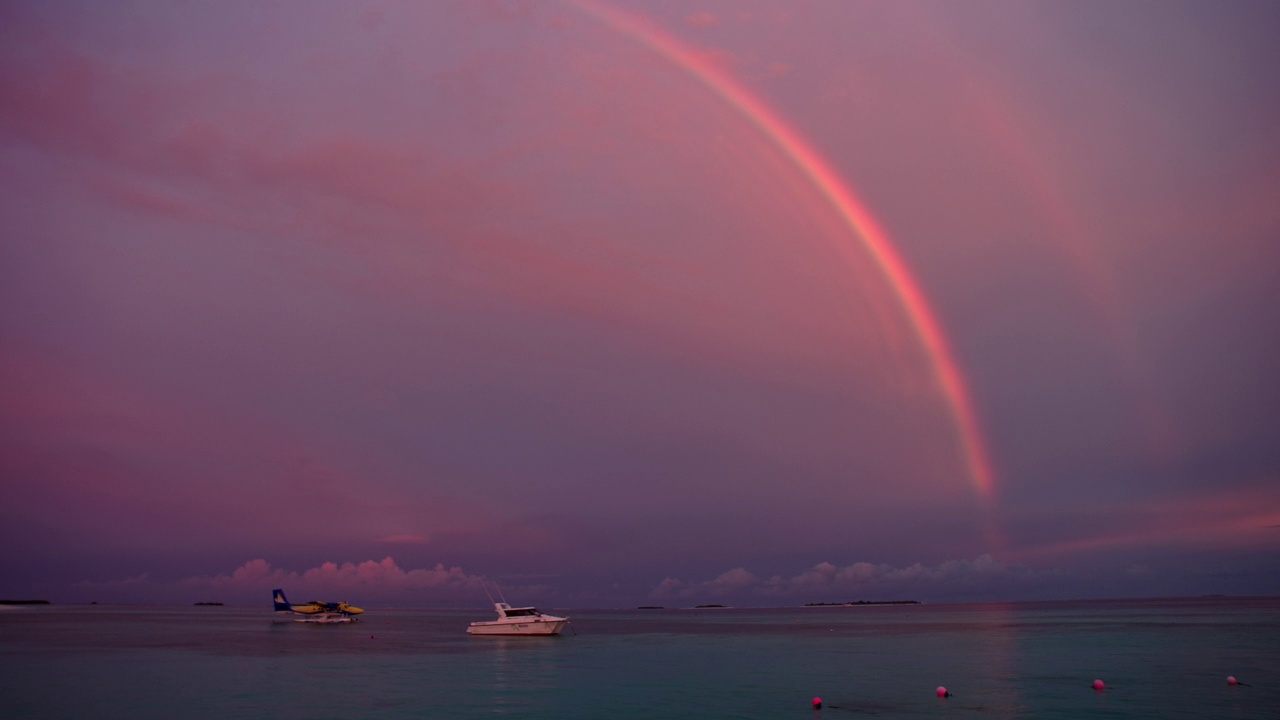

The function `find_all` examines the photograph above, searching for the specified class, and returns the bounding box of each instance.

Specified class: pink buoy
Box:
[811,696,822,709]
[936,686,949,698]
[1227,676,1238,686]
[1092,679,1105,691]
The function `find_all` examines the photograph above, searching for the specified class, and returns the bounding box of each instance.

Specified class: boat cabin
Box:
[497,603,542,618]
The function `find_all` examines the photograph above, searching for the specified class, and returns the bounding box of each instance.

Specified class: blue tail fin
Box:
[273,588,292,612]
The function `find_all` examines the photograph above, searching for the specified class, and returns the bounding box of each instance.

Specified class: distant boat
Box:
[272,588,364,624]
[467,602,570,636]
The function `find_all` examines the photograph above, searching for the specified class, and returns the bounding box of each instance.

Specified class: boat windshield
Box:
[505,608,540,617]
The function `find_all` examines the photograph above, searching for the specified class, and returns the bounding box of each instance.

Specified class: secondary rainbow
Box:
[573,1,997,501]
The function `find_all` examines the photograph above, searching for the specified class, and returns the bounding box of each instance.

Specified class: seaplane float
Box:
[273,588,364,624]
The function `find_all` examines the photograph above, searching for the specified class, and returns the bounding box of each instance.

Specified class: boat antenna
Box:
[486,576,506,604]
[483,582,496,605]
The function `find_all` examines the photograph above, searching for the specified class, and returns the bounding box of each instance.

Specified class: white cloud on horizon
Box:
[75,557,487,604]
[652,555,1056,602]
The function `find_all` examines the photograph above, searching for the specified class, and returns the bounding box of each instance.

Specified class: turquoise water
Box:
[2,597,1277,719]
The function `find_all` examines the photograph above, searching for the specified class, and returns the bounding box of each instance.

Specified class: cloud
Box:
[653,555,1053,603]
[0,347,495,555]
[380,534,432,545]
[1001,484,1280,562]
[763,61,790,78]
[0,29,779,354]
[75,557,486,604]
[208,557,482,592]
[685,12,720,28]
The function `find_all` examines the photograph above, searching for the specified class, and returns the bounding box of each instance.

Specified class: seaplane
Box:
[272,588,364,624]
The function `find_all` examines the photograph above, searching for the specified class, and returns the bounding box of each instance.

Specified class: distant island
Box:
[804,600,921,607]
[193,602,224,606]
[637,605,665,610]
[0,599,50,605]
[694,604,728,609]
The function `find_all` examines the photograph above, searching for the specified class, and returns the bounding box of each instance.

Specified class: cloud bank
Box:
[653,555,1058,604]
[74,557,487,605]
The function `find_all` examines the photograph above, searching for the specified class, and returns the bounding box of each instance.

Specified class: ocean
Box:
[2,596,1277,719]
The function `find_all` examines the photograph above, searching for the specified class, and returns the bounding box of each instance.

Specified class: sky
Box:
[2,0,1278,608]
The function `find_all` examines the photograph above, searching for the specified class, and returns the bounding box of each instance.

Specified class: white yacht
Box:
[467,602,570,636]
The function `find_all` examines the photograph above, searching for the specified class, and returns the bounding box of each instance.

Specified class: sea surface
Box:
[2,597,1277,719]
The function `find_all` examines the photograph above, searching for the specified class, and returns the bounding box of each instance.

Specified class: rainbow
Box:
[573,1,997,502]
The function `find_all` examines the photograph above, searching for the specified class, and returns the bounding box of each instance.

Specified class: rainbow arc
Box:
[573,1,997,508]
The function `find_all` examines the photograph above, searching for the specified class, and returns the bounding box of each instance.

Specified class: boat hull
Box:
[467,619,568,636]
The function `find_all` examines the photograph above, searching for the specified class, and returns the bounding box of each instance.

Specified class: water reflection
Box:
[971,602,1025,715]
[485,635,567,714]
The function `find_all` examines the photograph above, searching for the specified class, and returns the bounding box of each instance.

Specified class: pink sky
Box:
[2,0,1278,606]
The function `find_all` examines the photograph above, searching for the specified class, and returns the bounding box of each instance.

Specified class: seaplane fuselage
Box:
[273,589,364,623]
